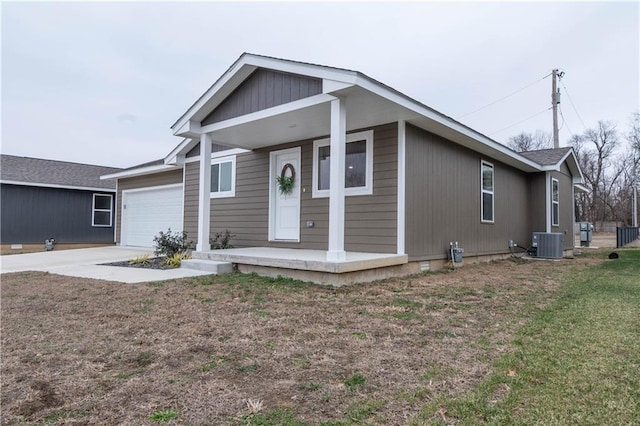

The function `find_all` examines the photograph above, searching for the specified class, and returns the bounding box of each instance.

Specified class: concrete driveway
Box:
[0,246,214,283]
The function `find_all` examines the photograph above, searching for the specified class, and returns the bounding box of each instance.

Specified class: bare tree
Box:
[507,130,552,152]
[570,121,620,229]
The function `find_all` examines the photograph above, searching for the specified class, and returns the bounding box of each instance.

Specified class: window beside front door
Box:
[210,155,236,198]
[312,130,374,198]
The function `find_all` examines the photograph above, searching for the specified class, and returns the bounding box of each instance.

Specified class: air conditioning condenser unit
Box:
[532,232,564,259]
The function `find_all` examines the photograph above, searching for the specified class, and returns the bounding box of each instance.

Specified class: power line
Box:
[559,79,588,130]
[489,107,552,136]
[559,104,575,138]
[459,72,552,119]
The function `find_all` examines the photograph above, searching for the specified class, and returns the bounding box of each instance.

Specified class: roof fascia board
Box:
[539,150,584,183]
[100,164,181,180]
[165,138,196,165]
[199,93,335,135]
[1,180,115,192]
[245,54,358,82]
[353,74,543,172]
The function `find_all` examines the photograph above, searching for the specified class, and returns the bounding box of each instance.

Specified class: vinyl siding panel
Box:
[528,173,547,235]
[116,169,183,243]
[183,123,397,253]
[0,184,115,244]
[201,69,322,126]
[405,124,530,260]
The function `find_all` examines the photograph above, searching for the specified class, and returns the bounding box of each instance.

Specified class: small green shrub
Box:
[129,254,150,265]
[162,252,191,268]
[210,229,235,249]
[149,409,179,422]
[153,228,191,257]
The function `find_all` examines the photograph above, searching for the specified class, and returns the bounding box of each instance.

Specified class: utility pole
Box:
[551,69,561,149]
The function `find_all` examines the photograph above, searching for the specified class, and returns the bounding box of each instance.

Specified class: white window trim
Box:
[312,129,374,198]
[92,193,113,227]
[552,177,560,226]
[481,160,495,223]
[209,155,236,199]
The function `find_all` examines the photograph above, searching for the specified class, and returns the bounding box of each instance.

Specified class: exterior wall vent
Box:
[532,232,564,259]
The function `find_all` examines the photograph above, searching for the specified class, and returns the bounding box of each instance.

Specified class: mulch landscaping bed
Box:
[102,257,174,270]
[0,255,599,425]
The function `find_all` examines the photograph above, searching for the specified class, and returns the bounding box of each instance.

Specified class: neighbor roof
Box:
[520,147,573,166]
[0,155,121,191]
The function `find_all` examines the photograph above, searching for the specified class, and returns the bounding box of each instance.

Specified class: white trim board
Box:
[1,180,116,193]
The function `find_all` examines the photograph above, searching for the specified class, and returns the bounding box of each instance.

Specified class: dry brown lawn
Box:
[1,256,596,425]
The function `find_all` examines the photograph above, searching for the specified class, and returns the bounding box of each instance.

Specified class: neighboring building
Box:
[1,155,121,248]
[103,53,585,284]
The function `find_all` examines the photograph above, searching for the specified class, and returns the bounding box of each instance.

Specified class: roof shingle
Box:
[0,155,122,190]
[519,147,572,166]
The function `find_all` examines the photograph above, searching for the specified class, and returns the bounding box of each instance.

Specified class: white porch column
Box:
[397,120,406,255]
[327,97,346,261]
[196,133,212,252]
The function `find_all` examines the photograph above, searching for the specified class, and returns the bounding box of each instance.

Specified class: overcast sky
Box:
[2,1,638,168]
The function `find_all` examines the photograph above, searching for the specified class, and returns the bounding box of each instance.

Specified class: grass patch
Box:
[149,409,180,422]
[344,373,366,393]
[238,408,305,426]
[418,249,640,425]
[200,355,226,372]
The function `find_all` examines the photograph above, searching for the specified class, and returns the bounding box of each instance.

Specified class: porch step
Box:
[181,259,233,274]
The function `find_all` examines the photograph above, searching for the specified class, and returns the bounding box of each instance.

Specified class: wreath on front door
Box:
[276,163,296,195]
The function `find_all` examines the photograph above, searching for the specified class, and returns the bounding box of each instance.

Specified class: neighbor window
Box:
[210,155,236,198]
[552,178,559,226]
[92,194,113,227]
[312,130,374,197]
[481,161,494,223]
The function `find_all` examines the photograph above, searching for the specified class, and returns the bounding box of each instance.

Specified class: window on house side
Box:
[92,194,113,227]
[481,161,494,223]
[313,130,373,197]
[210,156,235,198]
[552,178,559,226]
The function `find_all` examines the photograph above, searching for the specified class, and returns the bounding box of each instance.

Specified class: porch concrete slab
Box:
[192,247,408,273]
[1,246,214,283]
[181,259,234,273]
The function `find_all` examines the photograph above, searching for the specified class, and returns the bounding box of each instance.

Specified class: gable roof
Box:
[168,53,584,186]
[520,147,572,165]
[168,53,550,173]
[0,155,121,191]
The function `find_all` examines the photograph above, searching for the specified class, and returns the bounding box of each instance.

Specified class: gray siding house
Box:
[1,155,121,248]
[105,53,584,284]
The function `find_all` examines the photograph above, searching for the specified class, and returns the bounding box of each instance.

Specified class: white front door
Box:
[269,147,301,241]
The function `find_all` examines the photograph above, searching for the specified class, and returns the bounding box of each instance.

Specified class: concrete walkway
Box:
[0,246,214,283]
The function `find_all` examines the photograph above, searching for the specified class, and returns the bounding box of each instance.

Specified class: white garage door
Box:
[121,185,183,247]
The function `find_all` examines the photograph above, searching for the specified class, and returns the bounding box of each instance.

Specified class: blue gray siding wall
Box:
[201,68,322,126]
[405,124,530,260]
[0,184,115,244]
